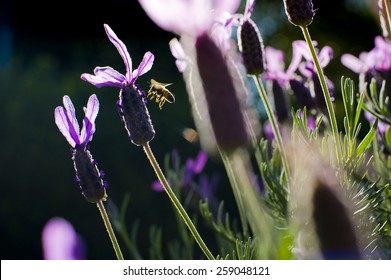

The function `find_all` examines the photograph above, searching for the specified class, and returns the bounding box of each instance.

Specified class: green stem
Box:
[97,200,124,260]
[219,149,249,238]
[300,26,343,166]
[252,75,290,180]
[143,143,215,260]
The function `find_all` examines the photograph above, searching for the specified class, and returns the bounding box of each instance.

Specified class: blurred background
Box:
[0,0,382,259]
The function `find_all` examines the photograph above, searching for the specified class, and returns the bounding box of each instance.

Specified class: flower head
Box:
[81,24,155,146]
[283,0,315,27]
[54,94,99,148]
[55,95,107,203]
[81,24,154,89]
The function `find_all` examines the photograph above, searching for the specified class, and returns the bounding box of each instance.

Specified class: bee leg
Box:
[147,90,155,100]
[159,98,166,110]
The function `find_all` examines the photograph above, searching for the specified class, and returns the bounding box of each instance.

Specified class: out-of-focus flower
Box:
[341,36,391,74]
[341,36,391,110]
[54,95,107,203]
[152,150,209,192]
[42,217,85,260]
[137,0,241,37]
[81,24,155,146]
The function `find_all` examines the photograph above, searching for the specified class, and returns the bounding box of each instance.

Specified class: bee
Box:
[147,79,175,109]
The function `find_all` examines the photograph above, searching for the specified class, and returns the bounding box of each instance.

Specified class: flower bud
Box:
[196,33,249,151]
[117,84,155,146]
[72,146,107,203]
[237,19,265,75]
[283,0,315,27]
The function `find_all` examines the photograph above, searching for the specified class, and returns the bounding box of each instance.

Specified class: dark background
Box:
[0,0,382,259]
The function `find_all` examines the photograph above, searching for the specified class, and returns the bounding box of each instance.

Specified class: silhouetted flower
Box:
[237,0,265,75]
[54,94,107,203]
[42,217,85,260]
[81,24,155,146]
[283,0,315,27]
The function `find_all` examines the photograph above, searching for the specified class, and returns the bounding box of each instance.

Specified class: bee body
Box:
[147,79,175,109]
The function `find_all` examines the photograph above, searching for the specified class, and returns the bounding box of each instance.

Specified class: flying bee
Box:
[147,79,175,109]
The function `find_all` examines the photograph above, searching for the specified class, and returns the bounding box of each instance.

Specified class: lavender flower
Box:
[81,24,155,146]
[341,36,391,94]
[237,0,265,75]
[54,94,107,203]
[42,217,85,260]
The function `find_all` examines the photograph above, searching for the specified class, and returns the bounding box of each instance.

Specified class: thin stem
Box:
[97,200,124,260]
[252,75,290,180]
[219,149,249,238]
[143,143,215,260]
[300,26,343,166]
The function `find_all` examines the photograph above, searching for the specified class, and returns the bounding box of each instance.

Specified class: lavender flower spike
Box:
[81,24,155,146]
[55,95,107,203]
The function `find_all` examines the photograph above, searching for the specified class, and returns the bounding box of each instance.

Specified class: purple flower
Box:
[54,95,107,203]
[151,150,208,192]
[54,94,99,148]
[183,150,208,185]
[81,24,154,89]
[264,47,291,86]
[341,36,391,74]
[287,40,333,79]
[81,24,155,145]
[42,217,85,260]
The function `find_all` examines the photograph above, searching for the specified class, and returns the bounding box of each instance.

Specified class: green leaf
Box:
[356,120,378,157]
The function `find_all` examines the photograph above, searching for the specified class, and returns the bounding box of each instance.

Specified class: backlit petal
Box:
[80,94,99,144]
[104,24,133,81]
[54,105,79,147]
[81,66,126,88]
[130,51,154,83]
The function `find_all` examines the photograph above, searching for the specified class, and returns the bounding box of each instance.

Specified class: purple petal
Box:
[193,150,208,173]
[318,46,333,68]
[54,96,81,147]
[42,217,85,260]
[104,24,132,81]
[245,0,256,18]
[80,94,99,144]
[81,66,126,88]
[130,51,155,83]
[286,40,310,76]
[341,53,365,73]
[55,107,78,147]
[265,47,285,73]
